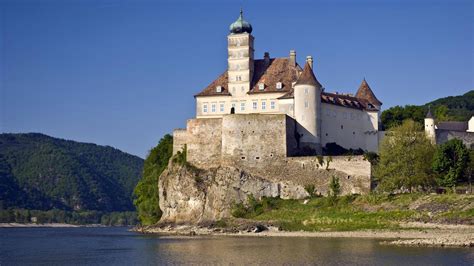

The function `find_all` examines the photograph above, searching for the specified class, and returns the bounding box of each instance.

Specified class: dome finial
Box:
[229,8,253,34]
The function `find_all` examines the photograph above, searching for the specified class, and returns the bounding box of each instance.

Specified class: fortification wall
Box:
[221,114,288,167]
[172,129,187,155]
[223,155,371,196]
[185,118,223,168]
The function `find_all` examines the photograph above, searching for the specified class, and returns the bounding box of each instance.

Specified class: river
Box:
[0,227,472,265]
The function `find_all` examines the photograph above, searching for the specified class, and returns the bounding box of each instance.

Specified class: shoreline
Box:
[0,223,107,228]
[137,222,474,248]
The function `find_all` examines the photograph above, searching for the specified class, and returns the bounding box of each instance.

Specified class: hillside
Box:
[381,90,474,129]
[0,133,144,212]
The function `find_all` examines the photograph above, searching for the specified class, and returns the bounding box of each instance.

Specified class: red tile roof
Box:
[194,71,231,97]
[248,58,302,94]
[295,62,322,87]
[355,79,382,106]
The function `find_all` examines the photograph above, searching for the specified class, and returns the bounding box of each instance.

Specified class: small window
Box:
[241,86,244,92]
[304,88,309,95]
[276,82,282,89]
[232,87,236,93]
[258,83,265,90]
[211,104,216,113]
[305,100,309,108]
[270,101,275,110]
[220,103,225,112]
[236,76,242,81]
[341,125,344,130]
[216,86,222,93]
[262,101,266,110]
[240,102,246,111]
[343,112,347,119]
[232,102,236,108]
[252,101,257,110]
[203,104,208,113]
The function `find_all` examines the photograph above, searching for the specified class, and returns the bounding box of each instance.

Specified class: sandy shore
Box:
[138,222,474,248]
[0,223,104,228]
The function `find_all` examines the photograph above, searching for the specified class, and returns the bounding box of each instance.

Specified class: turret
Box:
[294,58,322,154]
[227,9,254,98]
[424,106,436,144]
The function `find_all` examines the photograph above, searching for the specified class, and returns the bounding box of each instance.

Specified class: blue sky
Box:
[1,0,473,158]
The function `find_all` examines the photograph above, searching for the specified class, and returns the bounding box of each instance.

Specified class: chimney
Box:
[264,52,270,66]
[306,55,313,69]
[289,50,296,67]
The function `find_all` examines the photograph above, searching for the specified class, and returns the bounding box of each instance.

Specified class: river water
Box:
[0,227,472,265]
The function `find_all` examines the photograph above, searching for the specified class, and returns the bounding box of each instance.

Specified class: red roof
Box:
[355,79,382,106]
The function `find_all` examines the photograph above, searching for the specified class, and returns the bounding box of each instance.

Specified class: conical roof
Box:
[295,62,322,87]
[355,79,382,106]
[426,106,434,119]
[229,9,252,34]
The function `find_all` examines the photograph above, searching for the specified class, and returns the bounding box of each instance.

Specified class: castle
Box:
[424,108,474,148]
[174,10,383,165]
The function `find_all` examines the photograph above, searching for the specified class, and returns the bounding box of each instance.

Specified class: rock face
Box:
[158,162,309,224]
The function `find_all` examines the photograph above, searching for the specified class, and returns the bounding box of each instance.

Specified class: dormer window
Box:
[216,86,222,93]
[258,83,265,91]
[276,82,282,89]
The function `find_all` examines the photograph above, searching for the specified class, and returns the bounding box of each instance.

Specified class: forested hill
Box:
[382,90,474,129]
[0,133,144,212]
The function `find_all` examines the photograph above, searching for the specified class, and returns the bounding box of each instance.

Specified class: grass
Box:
[231,193,473,232]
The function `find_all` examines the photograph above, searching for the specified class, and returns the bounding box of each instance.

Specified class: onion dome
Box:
[229,9,253,34]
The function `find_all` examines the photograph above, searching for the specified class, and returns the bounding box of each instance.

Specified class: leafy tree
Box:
[432,139,469,188]
[133,134,173,225]
[374,120,436,192]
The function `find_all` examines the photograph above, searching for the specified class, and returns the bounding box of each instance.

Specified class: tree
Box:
[374,120,436,192]
[432,139,469,189]
[133,134,173,225]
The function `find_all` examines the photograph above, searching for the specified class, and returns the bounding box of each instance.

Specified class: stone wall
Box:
[223,155,371,196]
[221,114,289,167]
[172,129,187,155]
[185,118,223,168]
[173,114,372,195]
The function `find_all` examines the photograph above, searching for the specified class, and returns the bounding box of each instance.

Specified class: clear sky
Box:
[1,0,473,158]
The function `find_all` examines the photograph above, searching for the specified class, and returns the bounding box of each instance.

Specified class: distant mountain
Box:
[381,90,474,130]
[0,133,144,212]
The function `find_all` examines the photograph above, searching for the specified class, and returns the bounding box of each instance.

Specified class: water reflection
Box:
[1,228,472,265]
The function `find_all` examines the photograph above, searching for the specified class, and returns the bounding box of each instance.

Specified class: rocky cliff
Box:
[158,162,309,224]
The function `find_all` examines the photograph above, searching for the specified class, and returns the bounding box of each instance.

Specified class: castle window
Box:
[232,102,236,109]
[270,101,275,109]
[341,125,344,130]
[240,102,246,111]
[304,88,309,95]
[258,83,265,90]
[216,86,222,93]
[343,112,347,119]
[305,100,309,108]
[252,101,257,110]
[241,86,244,92]
[203,104,208,113]
[276,82,282,89]
[220,103,225,112]
[236,76,242,81]
[262,101,266,110]
[211,104,216,113]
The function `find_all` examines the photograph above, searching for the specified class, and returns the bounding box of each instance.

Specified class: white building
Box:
[192,10,384,153]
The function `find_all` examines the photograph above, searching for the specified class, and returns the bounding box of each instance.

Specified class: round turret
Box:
[229,9,252,34]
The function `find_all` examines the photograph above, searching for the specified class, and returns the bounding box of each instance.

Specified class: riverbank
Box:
[137,222,474,248]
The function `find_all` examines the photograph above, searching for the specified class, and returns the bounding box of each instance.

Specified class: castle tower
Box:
[424,106,436,144]
[294,58,322,153]
[227,9,254,98]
